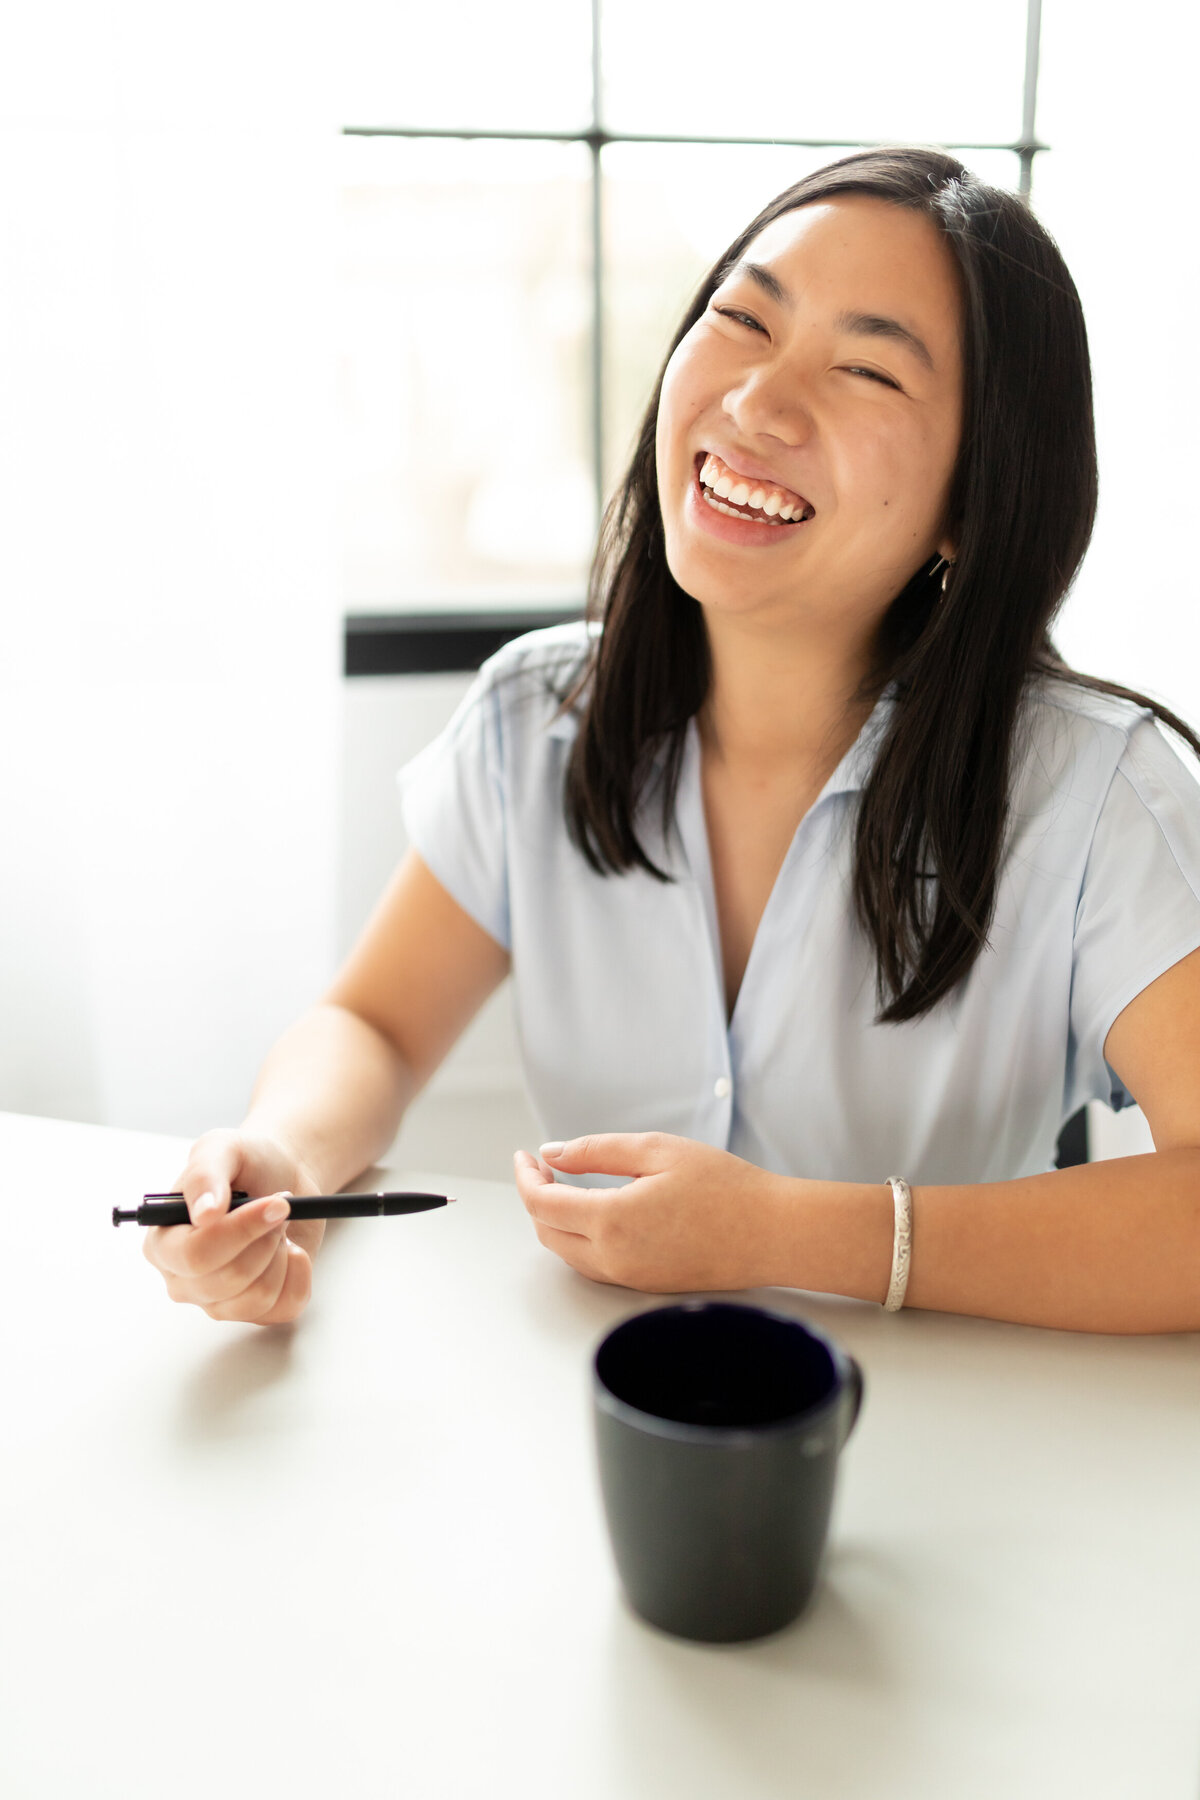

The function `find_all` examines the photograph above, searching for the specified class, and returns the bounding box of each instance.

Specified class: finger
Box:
[532,1220,605,1281]
[210,1239,312,1326]
[260,1240,315,1324]
[513,1148,556,1202]
[176,1133,245,1225]
[162,1223,288,1308]
[166,1174,228,1227]
[147,1193,292,1279]
[204,1236,293,1323]
[283,1217,325,1259]
[188,1191,224,1227]
[536,1132,678,1180]
[513,1151,599,1234]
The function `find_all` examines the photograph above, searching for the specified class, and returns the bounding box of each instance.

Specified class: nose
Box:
[723,359,815,451]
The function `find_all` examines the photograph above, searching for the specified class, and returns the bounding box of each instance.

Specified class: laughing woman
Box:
[147,147,1200,1332]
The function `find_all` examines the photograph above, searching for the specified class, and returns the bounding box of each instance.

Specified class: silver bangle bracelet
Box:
[884,1176,913,1312]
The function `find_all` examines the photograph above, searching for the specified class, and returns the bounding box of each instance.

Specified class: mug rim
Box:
[592,1299,855,1444]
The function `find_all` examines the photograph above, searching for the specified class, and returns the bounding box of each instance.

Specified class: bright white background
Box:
[1,1,1195,1163]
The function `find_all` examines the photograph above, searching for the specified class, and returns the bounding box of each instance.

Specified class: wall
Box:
[0,4,341,1138]
[1036,8,1200,730]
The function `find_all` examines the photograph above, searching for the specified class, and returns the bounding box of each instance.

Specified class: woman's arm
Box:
[779,932,1200,1331]
[515,946,1200,1335]
[245,849,510,1193]
[144,851,509,1323]
[783,1146,1200,1336]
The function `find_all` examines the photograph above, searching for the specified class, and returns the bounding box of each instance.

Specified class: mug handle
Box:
[838,1355,865,1448]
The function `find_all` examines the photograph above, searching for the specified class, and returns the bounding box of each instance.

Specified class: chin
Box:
[674,570,786,621]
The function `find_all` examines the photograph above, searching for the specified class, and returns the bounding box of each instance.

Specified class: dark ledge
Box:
[344,607,583,677]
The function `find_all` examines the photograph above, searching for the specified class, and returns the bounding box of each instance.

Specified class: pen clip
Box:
[141,1191,250,1202]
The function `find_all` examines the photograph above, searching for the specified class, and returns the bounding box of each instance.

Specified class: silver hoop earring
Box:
[939,557,956,595]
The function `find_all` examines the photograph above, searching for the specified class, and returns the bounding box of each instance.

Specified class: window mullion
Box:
[1019,0,1045,197]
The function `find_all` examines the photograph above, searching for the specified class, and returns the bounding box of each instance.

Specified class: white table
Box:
[3,1110,1199,1799]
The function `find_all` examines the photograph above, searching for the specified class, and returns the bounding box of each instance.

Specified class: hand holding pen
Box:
[140,1127,338,1327]
[140,1126,453,1326]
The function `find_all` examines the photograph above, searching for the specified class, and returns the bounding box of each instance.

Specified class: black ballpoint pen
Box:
[113,1191,455,1227]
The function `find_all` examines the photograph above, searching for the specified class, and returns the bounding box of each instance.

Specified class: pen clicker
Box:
[113,1191,455,1227]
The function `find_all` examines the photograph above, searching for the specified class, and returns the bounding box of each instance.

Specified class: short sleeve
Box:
[1069,717,1200,1110]
[397,661,510,950]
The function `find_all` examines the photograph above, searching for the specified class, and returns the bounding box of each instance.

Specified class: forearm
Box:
[241,1002,417,1194]
[776,1150,1200,1334]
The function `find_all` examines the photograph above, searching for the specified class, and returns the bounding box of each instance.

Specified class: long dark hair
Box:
[562,146,1200,1023]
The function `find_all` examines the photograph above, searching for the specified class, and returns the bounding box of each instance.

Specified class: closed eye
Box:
[713,306,902,390]
[844,366,901,390]
[713,306,766,334]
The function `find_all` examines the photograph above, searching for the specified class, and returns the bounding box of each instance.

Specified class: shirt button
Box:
[713,1076,732,1100]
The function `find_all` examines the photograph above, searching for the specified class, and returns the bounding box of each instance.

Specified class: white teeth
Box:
[701,492,801,525]
[698,452,812,525]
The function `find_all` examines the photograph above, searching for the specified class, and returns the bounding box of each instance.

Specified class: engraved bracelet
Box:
[883,1176,913,1312]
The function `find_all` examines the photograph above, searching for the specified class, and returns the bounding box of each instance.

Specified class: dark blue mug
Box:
[593,1301,864,1642]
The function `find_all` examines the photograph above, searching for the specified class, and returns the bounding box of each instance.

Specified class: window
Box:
[338,0,1042,618]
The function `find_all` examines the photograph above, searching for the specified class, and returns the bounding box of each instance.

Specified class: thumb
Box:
[176,1137,241,1227]
[537,1132,677,1180]
[181,1171,233,1227]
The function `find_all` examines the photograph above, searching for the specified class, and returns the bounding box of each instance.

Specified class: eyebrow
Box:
[724,259,937,373]
[836,308,935,373]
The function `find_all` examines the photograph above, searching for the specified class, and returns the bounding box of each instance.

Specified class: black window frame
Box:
[344,0,1047,550]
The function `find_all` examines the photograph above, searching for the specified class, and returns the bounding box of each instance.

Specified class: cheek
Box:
[657,338,710,450]
[842,415,955,523]
[654,366,679,487]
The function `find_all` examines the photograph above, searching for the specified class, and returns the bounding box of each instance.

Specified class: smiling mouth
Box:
[694,451,815,526]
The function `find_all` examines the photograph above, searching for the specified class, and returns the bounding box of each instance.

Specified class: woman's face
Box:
[655,194,964,638]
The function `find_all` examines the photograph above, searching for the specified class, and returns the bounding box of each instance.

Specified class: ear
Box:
[936,535,957,563]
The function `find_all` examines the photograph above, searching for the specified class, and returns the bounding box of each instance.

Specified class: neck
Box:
[698,608,877,773]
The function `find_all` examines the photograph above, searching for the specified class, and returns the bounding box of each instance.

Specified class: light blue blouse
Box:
[399,621,1200,1185]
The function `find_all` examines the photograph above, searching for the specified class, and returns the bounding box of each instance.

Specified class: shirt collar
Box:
[548,679,898,791]
[546,705,583,742]
[816,684,897,800]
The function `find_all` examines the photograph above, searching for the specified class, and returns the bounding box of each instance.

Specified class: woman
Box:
[147,147,1200,1333]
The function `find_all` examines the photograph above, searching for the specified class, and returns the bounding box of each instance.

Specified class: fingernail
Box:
[539,1142,565,1160]
[192,1191,217,1222]
[263,1197,290,1224]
